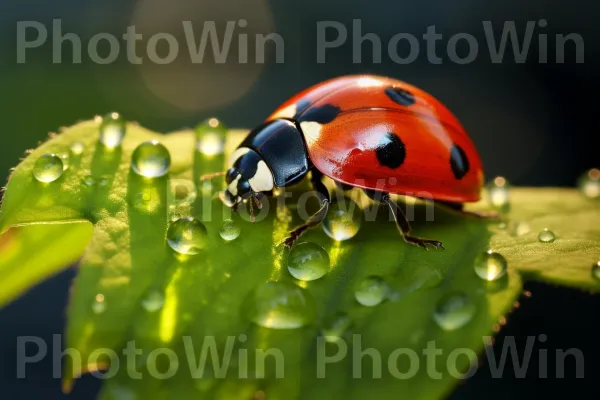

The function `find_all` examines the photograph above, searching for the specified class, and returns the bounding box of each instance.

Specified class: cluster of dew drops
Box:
[29,114,600,336]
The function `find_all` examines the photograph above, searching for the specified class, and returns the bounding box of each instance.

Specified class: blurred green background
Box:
[0,0,598,399]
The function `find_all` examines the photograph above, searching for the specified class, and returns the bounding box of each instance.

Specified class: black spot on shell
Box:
[297,104,341,124]
[450,144,470,179]
[376,133,406,169]
[293,99,311,118]
[385,87,416,106]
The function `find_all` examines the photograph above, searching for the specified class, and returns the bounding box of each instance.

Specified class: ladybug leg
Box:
[437,201,500,220]
[366,190,445,250]
[282,170,330,248]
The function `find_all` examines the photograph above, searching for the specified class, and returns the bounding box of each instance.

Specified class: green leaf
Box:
[0,118,598,400]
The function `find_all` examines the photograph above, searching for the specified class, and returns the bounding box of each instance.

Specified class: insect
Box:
[218,75,490,249]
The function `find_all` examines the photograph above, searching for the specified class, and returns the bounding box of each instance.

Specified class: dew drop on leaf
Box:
[355,276,388,307]
[287,242,330,281]
[507,220,531,237]
[195,118,227,156]
[538,228,556,243]
[219,219,241,242]
[57,153,70,171]
[70,141,85,156]
[33,154,64,183]
[131,140,171,178]
[578,168,600,199]
[141,290,165,312]
[81,174,96,187]
[474,250,508,282]
[243,281,314,329]
[486,176,510,212]
[433,293,475,331]
[166,217,207,255]
[322,197,363,241]
[99,112,126,148]
[321,311,352,343]
[92,293,107,314]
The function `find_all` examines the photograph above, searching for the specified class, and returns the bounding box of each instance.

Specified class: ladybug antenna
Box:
[199,171,227,181]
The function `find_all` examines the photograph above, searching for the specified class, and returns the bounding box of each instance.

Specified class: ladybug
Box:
[219,75,489,249]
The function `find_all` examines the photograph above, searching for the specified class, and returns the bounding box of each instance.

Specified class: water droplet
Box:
[322,198,362,241]
[195,118,227,156]
[592,261,600,281]
[92,293,107,314]
[219,219,241,242]
[33,154,64,183]
[82,174,96,187]
[169,180,198,207]
[70,141,85,155]
[243,281,314,329]
[131,140,171,178]
[98,177,109,187]
[486,176,510,212]
[166,217,207,255]
[58,153,70,171]
[355,276,388,307]
[433,293,475,331]
[287,242,330,281]
[507,221,531,237]
[321,312,351,342]
[474,251,508,281]
[578,168,600,199]
[141,290,164,312]
[538,228,556,243]
[99,112,126,148]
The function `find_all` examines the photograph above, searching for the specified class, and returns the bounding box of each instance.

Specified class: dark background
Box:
[0,0,598,398]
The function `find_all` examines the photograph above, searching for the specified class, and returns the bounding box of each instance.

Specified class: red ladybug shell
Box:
[266,75,484,203]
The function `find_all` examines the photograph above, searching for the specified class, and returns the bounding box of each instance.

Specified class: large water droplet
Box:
[195,118,227,156]
[287,242,330,281]
[167,217,207,255]
[433,293,475,331]
[243,281,314,329]
[92,293,107,314]
[486,176,510,212]
[70,141,85,156]
[131,140,171,178]
[322,198,362,241]
[355,276,388,307]
[33,154,64,183]
[142,290,165,312]
[592,261,600,281]
[321,312,351,343]
[474,250,508,281]
[578,168,600,199]
[538,228,556,243]
[99,112,126,148]
[219,219,241,242]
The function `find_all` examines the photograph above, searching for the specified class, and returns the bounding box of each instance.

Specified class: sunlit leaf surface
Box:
[0,119,598,400]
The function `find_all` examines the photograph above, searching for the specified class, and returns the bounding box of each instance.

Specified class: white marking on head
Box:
[229,147,250,166]
[227,174,241,196]
[299,121,323,147]
[248,160,274,192]
[271,103,297,119]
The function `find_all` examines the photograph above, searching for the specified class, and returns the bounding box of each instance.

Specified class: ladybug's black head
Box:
[220,148,275,208]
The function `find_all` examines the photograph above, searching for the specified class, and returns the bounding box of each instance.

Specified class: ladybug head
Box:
[220,148,274,208]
